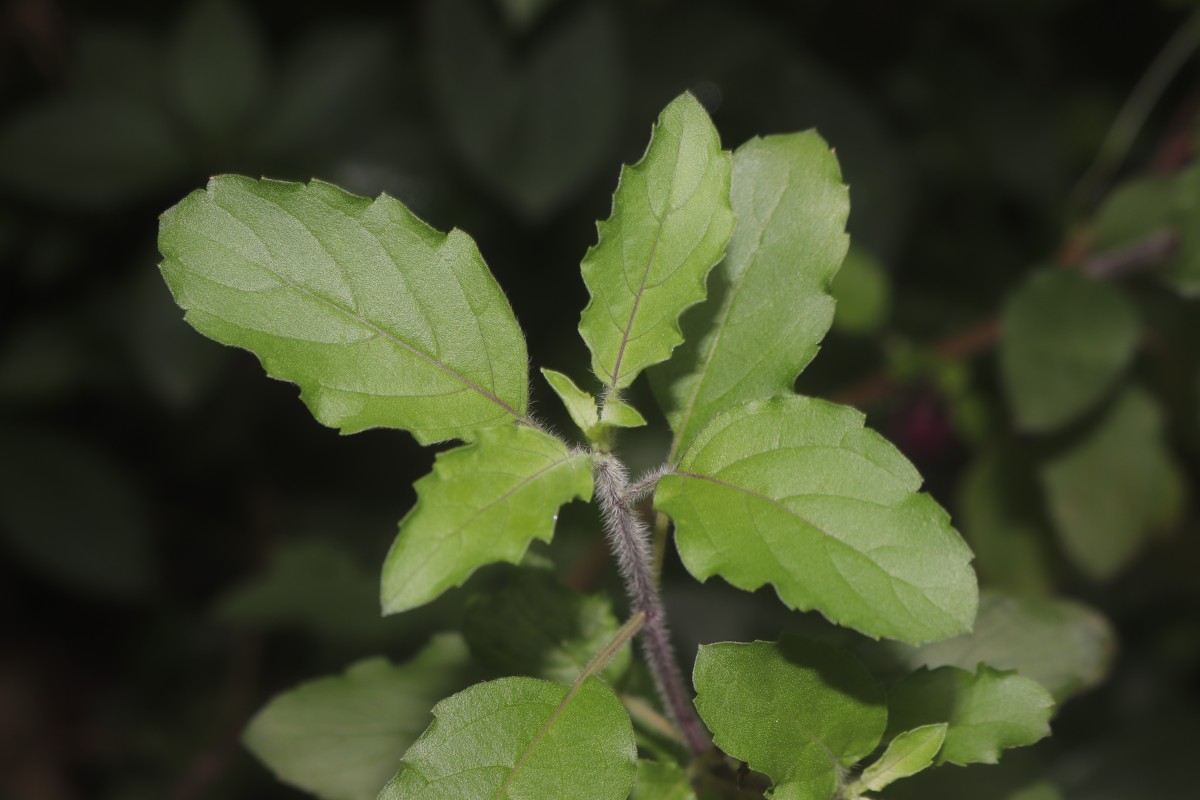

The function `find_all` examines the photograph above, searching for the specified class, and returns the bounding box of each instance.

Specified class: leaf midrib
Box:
[668,165,794,461]
[393,451,586,593]
[493,682,589,799]
[609,204,672,390]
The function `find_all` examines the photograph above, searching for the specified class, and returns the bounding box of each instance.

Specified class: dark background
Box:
[1,0,1197,798]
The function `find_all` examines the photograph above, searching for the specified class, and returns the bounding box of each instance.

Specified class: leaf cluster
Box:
[151,87,1080,800]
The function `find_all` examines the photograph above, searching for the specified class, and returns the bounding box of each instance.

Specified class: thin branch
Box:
[620,693,685,745]
[622,465,671,505]
[1081,229,1178,279]
[1070,9,1200,212]
[832,231,1177,410]
[582,611,646,679]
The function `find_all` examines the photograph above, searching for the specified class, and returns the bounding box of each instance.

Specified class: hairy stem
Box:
[592,451,710,755]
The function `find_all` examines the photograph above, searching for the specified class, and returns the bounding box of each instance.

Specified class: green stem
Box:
[651,511,671,586]
[581,611,646,681]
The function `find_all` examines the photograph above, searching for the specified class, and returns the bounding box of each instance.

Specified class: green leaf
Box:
[539,369,644,446]
[890,591,1115,703]
[651,131,848,457]
[244,634,477,800]
[158,175,531,443]
[600,396,648,428]
[886,665,1054,766]
[632,760,696,800]
[999,269,1139,432]
[831,245,890,336]
[381,426,592,614]
[542,368,601,437]
[656,396,977,644]
[957,451,1056,596]
[462,567,630,684]
[693,638,887,800]
[1040,387,1185,579]
[171,0,267,143]
[857,723,947,793]
[428,0,622,220]
[378,676,636,799]
[579,92,734,392]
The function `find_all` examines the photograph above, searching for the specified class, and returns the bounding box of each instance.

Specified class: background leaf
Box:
[158,175,530,442]
[956,450,1057,596]
[0,427,151,598]
[657,396,977,644]
[830,245,890,336]
[0,96,186,209]
[1040,387,1185,579]
[631,760,696,800]
[379,676,636,799]
[216,539,401,645]
[171,0,267,145]
[462,566,630,684]
[1164,164,1200,295]
[888,591,1116,703]
[427,0,622,221]
[1092,166,1200,297]
[243,634,478,800]
[886,665,1054,766]
[380,426,592,614]
[999,269,1140,432]
[692,637,886,800]
[651,130,850,458]
[579,92,734,392]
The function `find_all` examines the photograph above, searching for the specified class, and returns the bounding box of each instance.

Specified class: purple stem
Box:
[593,452,710,755]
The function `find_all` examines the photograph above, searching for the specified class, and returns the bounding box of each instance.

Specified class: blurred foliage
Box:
[1,0,1198,798]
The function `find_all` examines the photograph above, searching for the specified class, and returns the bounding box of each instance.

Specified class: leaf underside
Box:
[656,395,977,644]
[652,130,849,459]
[381,425,592,614]
[578,91,734,392]
[379,676,636,800]
[158,175,529,444]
